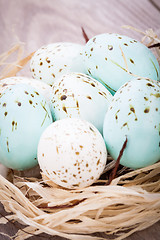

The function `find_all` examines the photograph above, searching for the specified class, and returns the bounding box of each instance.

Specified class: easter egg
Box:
[0,76,53,103]
[83,33,160,94]
[38,118,107,189]
[30,42,86,86]
[0,84,52,170]
[103,78,160,169]
[50,72,112,134]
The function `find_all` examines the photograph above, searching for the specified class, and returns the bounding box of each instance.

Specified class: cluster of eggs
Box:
[0,33,159,189]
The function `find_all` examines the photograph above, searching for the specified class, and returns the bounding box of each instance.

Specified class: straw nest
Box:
[0,26,160,240]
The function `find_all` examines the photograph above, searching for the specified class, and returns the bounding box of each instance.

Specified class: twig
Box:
[81,27,89,43]
[107,137,128,185]
[148,43,160,48]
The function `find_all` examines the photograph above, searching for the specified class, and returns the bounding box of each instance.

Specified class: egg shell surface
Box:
[103,78,160,169]
[30,42,86,86]
[50,72,112,134]
[0,83,53,170]
[38,118,107,189]
[83,33,160,94]
[0,76,53,103]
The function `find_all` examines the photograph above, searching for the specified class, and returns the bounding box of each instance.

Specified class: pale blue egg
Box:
[50,72,112,134]
[0,83,53,170]
[103,78,160,169]
[83,33,160,95]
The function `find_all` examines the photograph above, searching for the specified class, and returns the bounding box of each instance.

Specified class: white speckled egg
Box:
[83,33,160,95]
[50,72,112,134]
[38,118,107,189]
[0,84,52,170]
[0,76,53,103]
[103,78,160,169]
[30,42,86,86]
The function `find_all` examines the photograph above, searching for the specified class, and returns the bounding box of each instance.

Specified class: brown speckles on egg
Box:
[88,68,91,74]
[62,105,67,113]
[34,91,39,95]
[147,83,155,87]
[144,107,150,113]
[40,62,43,66]
[144,97,149,101]
[6,139,9,152]
[108,45,113,50]
[130,59,134,64]
[17,102,21,106]
[76,100,79,108]
[97,159,100,165]
[124,43,128,46]
[86,95,92,100]
[60,95,67,101]
[91,83,95,87]
[130,106,135,113]
[2,103,6,107]
[46,58,50,63]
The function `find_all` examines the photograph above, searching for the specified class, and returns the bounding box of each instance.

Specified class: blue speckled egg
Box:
[30,42,86,86]
[83,33,160,95]
[50,72,112,134]
[0,76,53,103]
[0,83,52,170]
[103,78,160,169]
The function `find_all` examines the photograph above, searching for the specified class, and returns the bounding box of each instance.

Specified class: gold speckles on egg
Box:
[150,93,160,98]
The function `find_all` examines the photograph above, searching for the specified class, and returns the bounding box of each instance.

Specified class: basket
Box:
[0,26,160,240]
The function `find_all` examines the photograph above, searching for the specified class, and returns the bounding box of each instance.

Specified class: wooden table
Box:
[0,0,160,239]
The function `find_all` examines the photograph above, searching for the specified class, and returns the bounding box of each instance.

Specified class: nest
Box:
[0,26,160,240]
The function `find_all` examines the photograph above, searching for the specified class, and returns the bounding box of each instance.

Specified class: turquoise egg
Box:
[0,84,52,170]
[103,78,160,169]
[83,33,160,95]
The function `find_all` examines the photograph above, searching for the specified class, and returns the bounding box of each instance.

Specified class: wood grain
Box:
[0,0,160,239]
